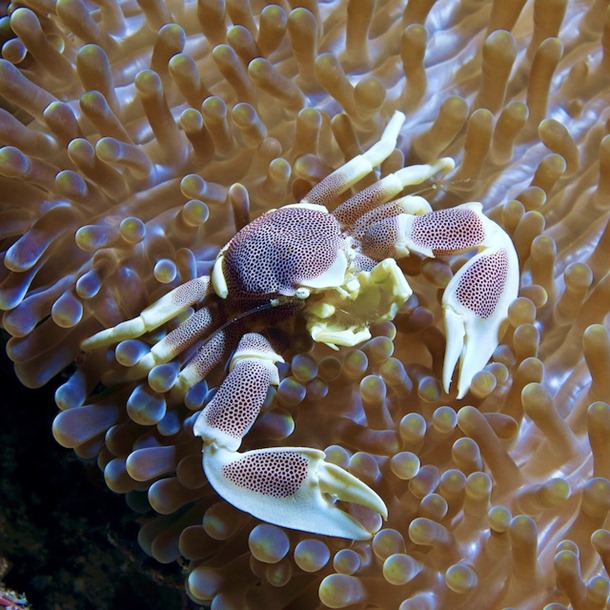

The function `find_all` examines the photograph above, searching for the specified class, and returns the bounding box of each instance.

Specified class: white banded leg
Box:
[350,195,433,241]
[107,305,222,384]
[362,202,519,398]
[333,159,454,228]
[193,333,387,539]
[170,327,235,400]
[302,111,453,217]
[123,327,236,426]
[82,276,211,350]
[302,111,406,207]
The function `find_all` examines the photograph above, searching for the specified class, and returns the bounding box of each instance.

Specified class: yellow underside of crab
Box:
[305,258,412,349]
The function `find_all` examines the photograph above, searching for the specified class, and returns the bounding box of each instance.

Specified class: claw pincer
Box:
[362,201,519,398]
[193,334,387,540]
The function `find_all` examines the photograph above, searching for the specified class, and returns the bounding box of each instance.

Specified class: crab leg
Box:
[362,202,519,398]
[101,305,223,386]
[170,327,235,399]
[193,332,387,539]
[302,110,408,207]
[333,159,454,228]
[302,109,453,217]
[82,276,211,350]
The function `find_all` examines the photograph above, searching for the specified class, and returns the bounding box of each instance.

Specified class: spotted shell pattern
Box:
[202,361,272,439]
[455,249,510,319]
[411,207,486,255]
[222,207,343,299]
[222,451,309,498]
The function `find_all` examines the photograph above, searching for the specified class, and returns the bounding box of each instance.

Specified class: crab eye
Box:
[295,287,311,299]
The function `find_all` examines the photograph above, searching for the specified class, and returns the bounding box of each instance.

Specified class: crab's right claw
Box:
[201,445,387,540]
[442,243,519,398]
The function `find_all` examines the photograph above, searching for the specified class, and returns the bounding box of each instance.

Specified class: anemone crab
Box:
[80,112,519,541]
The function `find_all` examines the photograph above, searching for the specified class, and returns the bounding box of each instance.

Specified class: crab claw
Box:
[202,445,387,540]
[442,242,519,398]
[192,332,386,538]
[364,202,519,397]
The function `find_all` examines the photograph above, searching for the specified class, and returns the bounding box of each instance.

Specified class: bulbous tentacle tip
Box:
[202,445,387,540]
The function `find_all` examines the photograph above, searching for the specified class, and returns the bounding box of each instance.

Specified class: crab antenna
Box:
[195,298,304,351]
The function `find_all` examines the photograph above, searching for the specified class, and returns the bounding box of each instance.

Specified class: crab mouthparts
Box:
[305,259,412,349]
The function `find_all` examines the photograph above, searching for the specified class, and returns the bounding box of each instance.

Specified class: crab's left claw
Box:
[202,445,387,540]
[396,202,520,398]
[362,201,519,398]
[441,243,519,398]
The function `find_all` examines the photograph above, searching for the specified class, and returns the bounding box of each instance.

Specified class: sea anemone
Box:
[1,0,609,608]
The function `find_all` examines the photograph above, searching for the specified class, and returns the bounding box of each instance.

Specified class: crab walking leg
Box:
[193,333,387,539]
[81,276,211,350]
[362,202,519,398]
[113,306,222,382]
[302,110,407,207]
[170,327,236,400]
[333,158,454,228]
[350,195,433,240]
